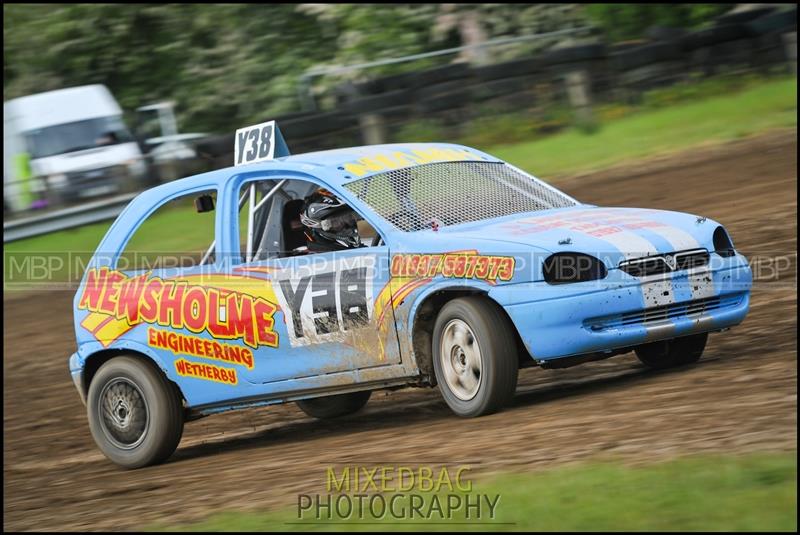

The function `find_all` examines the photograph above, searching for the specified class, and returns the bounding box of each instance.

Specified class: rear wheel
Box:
[87,356,184,469]
[635,333,708,370]
[296,391,371,419]
[432,297,518,417]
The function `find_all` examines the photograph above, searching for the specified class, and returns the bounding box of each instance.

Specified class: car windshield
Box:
[24,116,134,159]
[344,161,579,232]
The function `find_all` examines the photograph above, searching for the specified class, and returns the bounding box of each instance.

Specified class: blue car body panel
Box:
[69,142,752,414]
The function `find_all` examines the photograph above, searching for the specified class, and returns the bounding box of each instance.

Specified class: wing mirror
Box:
[195,194,215,213]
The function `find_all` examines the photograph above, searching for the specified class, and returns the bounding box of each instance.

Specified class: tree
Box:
[585,4,733,42]
[4,4,735,135]
[4,4,335,132]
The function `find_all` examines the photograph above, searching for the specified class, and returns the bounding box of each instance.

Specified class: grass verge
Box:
[488,76,797,178]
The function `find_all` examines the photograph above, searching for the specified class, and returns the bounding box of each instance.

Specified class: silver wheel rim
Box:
[98,377,149,450]
[440,319,482,401]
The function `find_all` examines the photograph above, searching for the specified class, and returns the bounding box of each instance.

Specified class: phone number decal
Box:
[391,252,515,282]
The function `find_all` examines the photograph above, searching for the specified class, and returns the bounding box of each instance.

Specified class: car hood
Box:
[438,206,718,269]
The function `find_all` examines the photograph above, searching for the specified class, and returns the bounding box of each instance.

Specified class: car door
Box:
[231,177,403,385]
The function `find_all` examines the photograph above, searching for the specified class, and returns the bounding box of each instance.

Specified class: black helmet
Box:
[300,189,362,251]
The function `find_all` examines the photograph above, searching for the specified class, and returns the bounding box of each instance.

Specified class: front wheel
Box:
[87,356,184,469]
[432,297,518,418]
[635,332,708,370]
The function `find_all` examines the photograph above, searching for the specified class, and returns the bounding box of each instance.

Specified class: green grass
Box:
[150,453,797,532]
[4,195,214,256]
[4,76,796,285]
[4,196,216,285]
[489,76,796,177]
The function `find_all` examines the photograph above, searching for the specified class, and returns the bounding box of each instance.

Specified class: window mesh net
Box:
[344,161,578,231]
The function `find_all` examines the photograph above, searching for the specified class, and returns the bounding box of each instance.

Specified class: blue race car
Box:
[70,121,752,468]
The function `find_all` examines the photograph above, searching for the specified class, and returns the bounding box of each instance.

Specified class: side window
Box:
[237,179,381,263]
[118,190,217,271]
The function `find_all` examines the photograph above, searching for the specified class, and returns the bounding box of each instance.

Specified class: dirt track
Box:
[3,130,797,531]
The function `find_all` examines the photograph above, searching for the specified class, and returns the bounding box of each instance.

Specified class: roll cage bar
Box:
[199,178,288,265]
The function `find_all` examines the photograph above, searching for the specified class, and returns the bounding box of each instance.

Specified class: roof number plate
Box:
[235,120,275,166]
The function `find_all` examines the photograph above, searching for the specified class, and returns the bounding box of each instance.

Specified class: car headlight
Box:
[713,226,736,257]
[543,253,608,284]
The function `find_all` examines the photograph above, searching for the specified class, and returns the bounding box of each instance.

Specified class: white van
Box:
[3,84,146,212]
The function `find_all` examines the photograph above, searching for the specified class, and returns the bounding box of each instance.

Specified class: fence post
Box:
[358,113,387,145]
[565,69,594,129]
[783,32,797,76]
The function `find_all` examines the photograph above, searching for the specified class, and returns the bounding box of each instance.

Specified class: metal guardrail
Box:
[3,192,138,243]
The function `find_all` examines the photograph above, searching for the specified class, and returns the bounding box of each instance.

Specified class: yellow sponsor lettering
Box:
[149,327,255,369]
[78,269,279,349]
[174,358,238,385]
[342,147,485,177]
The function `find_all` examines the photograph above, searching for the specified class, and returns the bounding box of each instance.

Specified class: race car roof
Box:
[135,142,505,208]
[239,142,502,183]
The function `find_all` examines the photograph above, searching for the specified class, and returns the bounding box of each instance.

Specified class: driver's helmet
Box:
[300,189,361,251]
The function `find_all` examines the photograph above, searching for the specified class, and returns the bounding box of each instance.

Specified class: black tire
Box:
[87,356,184,469]
[432,297,518,418]
[634,332,708,370]
[296,390,371,419]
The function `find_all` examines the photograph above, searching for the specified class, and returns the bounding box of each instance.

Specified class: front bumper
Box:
[69,352,87,405]
[492,253,752,361]
[55,165,130,202]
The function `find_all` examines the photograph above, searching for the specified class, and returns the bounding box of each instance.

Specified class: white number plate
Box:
[234,120,276,166]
